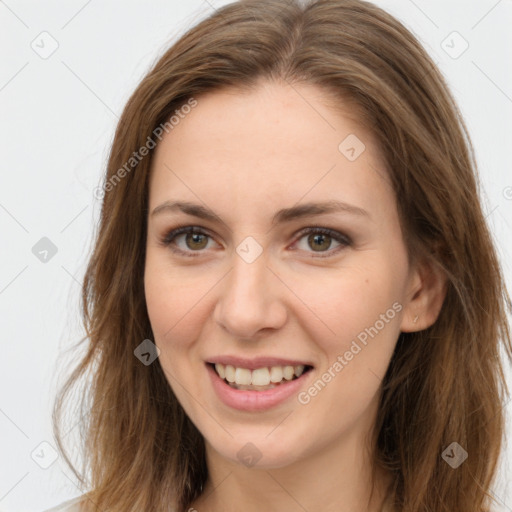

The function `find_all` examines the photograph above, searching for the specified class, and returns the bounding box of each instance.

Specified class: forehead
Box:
[148,81,392,222]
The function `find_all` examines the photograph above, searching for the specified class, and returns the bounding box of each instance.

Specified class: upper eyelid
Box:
[162,225,348,241]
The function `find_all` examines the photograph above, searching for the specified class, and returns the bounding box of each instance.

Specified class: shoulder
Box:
[42,496,86,512]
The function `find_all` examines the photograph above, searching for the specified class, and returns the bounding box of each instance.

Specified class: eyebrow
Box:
[151,200,371,225]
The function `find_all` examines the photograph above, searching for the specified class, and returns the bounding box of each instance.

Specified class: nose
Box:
[213,249,287,340]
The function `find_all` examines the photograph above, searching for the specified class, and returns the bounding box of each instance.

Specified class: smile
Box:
[206,360,314,412]
[211,362,311,390]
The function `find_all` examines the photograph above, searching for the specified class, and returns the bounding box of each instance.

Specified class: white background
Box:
[0,1,511,511]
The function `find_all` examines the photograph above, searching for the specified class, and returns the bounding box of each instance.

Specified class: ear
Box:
[400,257,448,333]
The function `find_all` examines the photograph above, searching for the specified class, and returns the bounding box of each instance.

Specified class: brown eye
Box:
[161,226,215,257]
[293,227,351,258]
[184,232,209,250]
[307,232,333,252]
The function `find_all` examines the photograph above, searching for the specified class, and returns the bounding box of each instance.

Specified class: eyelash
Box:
[158,225,352,259]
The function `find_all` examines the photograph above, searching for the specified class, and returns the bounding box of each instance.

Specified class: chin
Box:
[202,426,308,470]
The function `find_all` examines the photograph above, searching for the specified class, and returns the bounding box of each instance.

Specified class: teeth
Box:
[283,366,294,380]
[269,366,283,383]
[225,364,236,383]
[294,365,305,377]
[251,367,270,386]
[215,363,225,379]
[235,367,252,385]
[213,363,307,387]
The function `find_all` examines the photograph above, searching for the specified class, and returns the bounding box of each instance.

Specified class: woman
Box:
[49,0,512,511]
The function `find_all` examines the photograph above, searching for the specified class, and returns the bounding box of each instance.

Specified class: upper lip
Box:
[206,355,313,370]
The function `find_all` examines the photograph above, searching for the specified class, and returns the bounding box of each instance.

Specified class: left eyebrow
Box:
[270,200,371,224]
[150,199,371,224]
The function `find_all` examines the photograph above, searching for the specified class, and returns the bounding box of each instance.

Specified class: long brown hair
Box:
[53,1,512,510]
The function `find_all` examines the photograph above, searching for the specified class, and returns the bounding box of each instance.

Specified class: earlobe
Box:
[400,259,448,333]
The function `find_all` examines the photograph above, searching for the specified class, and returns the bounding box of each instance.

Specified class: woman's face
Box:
[144,81,423,469]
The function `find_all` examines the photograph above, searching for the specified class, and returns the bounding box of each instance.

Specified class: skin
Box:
[144,80,447,512]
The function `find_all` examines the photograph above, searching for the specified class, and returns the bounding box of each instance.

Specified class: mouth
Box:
[207,362,314,391]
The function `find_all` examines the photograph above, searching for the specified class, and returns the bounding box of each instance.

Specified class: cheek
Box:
[298,266,403,404]
[144,254,214,352]
[144,259,211,406]
[295,274,401,431]
[286,260,402,353]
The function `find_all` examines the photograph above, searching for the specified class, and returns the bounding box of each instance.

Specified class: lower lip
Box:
[206,364,312,412]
